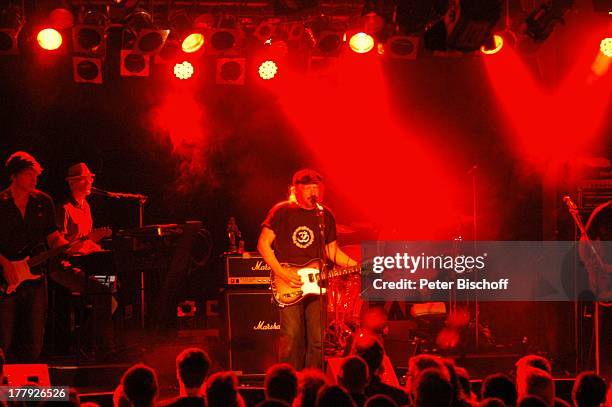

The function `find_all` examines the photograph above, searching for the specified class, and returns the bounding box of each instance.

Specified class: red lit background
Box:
[0,2,610,248]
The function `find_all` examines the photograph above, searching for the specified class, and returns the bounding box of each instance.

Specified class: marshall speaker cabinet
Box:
[224,288,280,375]
[225,253,271,286]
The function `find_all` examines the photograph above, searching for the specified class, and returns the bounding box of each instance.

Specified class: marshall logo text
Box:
[252,261,272,271]
[253,321,281,330]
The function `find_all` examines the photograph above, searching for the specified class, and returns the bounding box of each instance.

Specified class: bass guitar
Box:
[271,259,362,307]
[0,227,111,295]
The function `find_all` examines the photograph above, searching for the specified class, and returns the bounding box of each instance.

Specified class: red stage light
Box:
[480,34,504,55]
[349,32,374,54]
[174,61,194,80]
[601,38,612,57]
[37,28,62,50]
[258,60,278,80]
[182,33,204,53]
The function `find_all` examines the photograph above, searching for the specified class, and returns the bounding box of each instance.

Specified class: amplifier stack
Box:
[223,253,279,375]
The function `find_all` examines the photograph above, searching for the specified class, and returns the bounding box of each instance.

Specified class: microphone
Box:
[91,187,148,201]
[91,187,114,197]
[309,195,324,212]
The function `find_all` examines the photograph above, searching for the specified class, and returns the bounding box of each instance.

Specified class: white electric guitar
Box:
[271,259,362,307]
[0,228,111,295]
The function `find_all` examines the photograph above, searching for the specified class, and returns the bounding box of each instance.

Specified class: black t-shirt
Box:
[262,201,337,265]
[0,188,58,261]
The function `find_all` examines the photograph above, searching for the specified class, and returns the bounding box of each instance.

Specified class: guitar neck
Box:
[26,237,87,268]
[27,244,72,268]
[319,265,361,281]
[25,228,110,268]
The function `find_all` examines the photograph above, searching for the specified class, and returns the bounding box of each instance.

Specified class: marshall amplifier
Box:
[225,289,280,375]
[225,253,271,286]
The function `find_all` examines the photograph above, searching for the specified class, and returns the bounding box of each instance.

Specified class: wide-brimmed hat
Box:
[66,162,95,180]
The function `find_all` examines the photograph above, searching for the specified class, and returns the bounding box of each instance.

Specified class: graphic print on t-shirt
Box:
[292,226,314,248]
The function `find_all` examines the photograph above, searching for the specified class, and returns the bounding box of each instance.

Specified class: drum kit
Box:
[323,216,484,358]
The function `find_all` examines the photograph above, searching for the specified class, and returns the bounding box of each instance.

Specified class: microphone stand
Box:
[315,199,327,371]
[93,187,149,328]
[92,187,148,227]
[466,165,480,350]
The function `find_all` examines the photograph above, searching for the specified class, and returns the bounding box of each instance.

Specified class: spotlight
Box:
[169,10,205,54]
[120,49,150,76]
[124,9,169,54]
[177,300,196,317]
[37,28,63,50]
[209,28,243,55]
[286,22,305,41]
[307,17,346,57]
[254,20,278,42]
[0,5,24,55]
[216,57,245,85]
[349,32,375,54]
[525,0,573,43]
[386,35,420,59]
[72,10,108,55]
[72,56,102,84]
[174,61,194,80]
[424,0,503,52]
[182,33,204,53]
[316,31,344,55]
[48,4,74,30]
[74,25,104,53]
[601,37,612,57]
[258,60,278,80]
[480,34,504,54]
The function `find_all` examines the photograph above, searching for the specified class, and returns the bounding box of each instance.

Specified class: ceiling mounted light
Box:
[0,5,24,55]
[216,57,245,85]
[169,10,205,54]
[73,10,108,55]
[424,0,503,52]
[525,0,574,43]
[37,28,63,50]
[386,35,420,59]
[73,56,102,84]
[120,49,150,76]
[349,32,374,54]
[124,9,169,55]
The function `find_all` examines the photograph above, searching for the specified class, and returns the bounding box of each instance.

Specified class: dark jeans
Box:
[0,279,47,362]
[279,296,324,370]
[48,267,114,352]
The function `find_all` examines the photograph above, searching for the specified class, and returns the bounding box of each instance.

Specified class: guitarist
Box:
[578,202,612,300]
[258,169,357,370]
[0,151,70,362]
[50,162,115,357]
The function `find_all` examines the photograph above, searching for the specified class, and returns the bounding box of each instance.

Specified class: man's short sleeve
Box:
[262,203,285,234]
